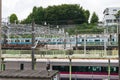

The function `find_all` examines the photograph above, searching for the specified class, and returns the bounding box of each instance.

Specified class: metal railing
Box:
[1,50,118,59]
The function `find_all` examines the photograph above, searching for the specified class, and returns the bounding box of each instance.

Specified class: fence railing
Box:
[1,50,118,58]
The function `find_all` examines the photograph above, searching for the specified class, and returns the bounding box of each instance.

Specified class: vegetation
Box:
[21,4,90,25]
[90,12,99,24]
[9,13,19,24]
[8,4,101,35]
[115,10,120,19]
[66,23,104,35]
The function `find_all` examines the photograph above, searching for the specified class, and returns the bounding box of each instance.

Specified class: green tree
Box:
[115,10,120,19]
[21,4,90,25]
[90,12,99,24]
[84,10,90,23]
[9,13,18,24]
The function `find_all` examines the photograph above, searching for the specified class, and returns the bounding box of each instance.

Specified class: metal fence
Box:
[1,50,118,59]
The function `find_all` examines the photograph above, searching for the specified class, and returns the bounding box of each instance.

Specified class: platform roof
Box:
[0,70,58,79]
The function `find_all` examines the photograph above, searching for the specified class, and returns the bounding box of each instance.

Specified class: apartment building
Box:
[103,7,120,26]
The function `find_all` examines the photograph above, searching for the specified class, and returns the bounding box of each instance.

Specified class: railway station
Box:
[1,0,120,80]
[0,21,119,80]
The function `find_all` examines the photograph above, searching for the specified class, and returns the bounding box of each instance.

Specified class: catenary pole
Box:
[31,20,35,70]
[0,0,2,71]
[118,17,120,80]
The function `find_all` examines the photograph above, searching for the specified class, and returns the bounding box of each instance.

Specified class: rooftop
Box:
[0,70,58,79]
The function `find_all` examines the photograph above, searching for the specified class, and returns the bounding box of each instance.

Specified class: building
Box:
[103,7,120,26]
[0,70,59,80]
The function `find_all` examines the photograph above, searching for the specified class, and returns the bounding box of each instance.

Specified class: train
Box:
[3,58,119,80]
[1,33,118,50]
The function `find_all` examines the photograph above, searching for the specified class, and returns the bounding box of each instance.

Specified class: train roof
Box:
[4,58,118,63]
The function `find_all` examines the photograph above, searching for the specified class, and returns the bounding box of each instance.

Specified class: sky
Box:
[2,0,120,21]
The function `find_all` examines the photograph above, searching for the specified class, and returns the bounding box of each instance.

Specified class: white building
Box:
[103,7,120,26]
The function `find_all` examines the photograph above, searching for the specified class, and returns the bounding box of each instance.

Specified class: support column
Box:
[31,20,35,70]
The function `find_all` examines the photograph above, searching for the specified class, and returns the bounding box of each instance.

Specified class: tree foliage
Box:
[115,10,120,19]
[66,23,103,35]
[21,4,90,25]
[9,13,18,24]
[90,12,99,24]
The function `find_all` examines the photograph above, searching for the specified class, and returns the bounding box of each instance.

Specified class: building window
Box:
[105,8,109,15]
[113,9,117,11]
[114,19,117,23]
[106,19,112,23]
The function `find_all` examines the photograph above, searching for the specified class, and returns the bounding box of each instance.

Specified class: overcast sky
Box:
[2,0,120,21]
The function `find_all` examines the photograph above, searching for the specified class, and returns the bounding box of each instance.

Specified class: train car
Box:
[2,33,118,46]
[3,58,119,80]
[1,33,118,50]
[50,59,118,80]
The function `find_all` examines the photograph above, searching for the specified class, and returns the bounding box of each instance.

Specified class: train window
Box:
[82,39,84,42]
[52,66,119,74]
[25,40,30,42]
[48,39,51,42]
[78,66,90,72]
[101,67,107,72]
[11,40,14,42]
[112,39,114,41]
[72,66,80,72]
[60,66,69,72]
[15,39,19,42]
[52,66,59,70]
[92,66,101,72]
[95,40,100,42]
[21,40,24,42]
[52,66,69,72]
[53,39,55,42]
[110,67,118,73]
[7,40,11,43]
[6,40,8,43]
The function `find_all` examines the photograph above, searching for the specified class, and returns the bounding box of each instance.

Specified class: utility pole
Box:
[0,0,2,71]
[104,28,107,56]
[118,17,120,80]
[84,34,86,54]
[75,30,78,50]
[108,59,110,80]
[31,20,35,70]
[69,56,72,80]
[64,29,66,49]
